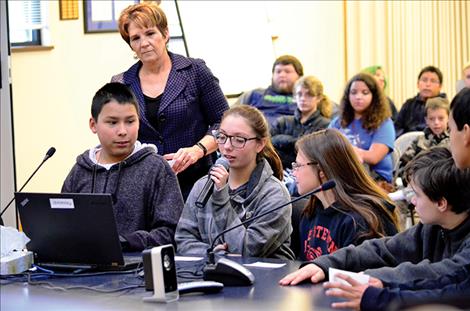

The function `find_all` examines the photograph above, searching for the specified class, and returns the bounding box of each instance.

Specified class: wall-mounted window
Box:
[8,0,50,47]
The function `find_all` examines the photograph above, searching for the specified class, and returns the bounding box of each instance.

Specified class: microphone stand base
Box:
[203,258,254,286]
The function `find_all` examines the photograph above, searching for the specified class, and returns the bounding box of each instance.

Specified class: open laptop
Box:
[15,192,141,271]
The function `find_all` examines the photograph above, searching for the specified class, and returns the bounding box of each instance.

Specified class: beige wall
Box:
[11,1,135,193]
[10,0,470,198]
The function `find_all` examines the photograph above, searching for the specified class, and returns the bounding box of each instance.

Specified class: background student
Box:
[292,129,399,261]
[395,66,446,137]
[62,82,184,251]
[112,2,229,199]
[361,65,398,121]
[396,96,450,182]
[236,55,304,127]
[270,75,331,170]
[280,147,470,309]
[176,105,294,259]
[329,73,395,187]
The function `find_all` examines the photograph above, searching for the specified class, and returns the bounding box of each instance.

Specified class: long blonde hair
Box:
[221,106,283,180]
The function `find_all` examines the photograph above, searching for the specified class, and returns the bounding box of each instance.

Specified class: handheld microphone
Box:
[202,180,336,286]
[195,157,230,208]
[0,147,56,225]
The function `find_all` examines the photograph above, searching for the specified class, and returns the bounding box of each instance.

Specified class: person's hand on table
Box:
[323,273,383,310]
[279,263,325,285]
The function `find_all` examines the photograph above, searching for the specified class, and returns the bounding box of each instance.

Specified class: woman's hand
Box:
[279,264,325,286]
[210,164,229,191]
[164,146,204,174]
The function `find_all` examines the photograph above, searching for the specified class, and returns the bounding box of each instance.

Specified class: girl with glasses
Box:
[292,129,399,261]
[176,106,295,259]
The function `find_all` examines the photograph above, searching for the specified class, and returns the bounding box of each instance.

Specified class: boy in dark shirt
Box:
[395,66,446,137]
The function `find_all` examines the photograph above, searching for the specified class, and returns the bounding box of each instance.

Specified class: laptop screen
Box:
[15,192,126,268]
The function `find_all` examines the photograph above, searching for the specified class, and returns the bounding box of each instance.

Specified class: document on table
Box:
[175,256,204,262]
[243,262,286,269]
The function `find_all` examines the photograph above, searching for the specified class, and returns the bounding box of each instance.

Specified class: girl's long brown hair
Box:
[222,105,283,180]
[297,129,400,240]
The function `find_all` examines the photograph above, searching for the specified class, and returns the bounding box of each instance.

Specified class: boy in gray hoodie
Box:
[62,83,184,251]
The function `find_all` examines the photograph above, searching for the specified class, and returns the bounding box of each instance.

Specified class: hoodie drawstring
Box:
[91,164,97,193]
[112,161,124,204]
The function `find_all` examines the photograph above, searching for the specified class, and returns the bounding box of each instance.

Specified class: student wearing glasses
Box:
[291,129,399,261]
[175,105,295,259]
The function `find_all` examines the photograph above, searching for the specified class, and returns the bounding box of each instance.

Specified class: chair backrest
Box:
[394,131,425,158]
[393,131,424,180]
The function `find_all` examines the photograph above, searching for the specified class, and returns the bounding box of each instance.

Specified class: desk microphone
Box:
[195,157,230,208]
[203,179,336,286]
[0,147,56,225]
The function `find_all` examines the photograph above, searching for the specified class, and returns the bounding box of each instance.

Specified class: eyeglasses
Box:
[291,161,317,171]
[419,77,440,85]
[212,130,258,149]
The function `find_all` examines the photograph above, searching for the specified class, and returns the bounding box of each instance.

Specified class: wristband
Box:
[196,142,207,156]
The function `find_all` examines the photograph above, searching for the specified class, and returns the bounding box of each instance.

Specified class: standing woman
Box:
[293,129,399,261]
[329,73,395,186]
[176,106,294,259]
[112,3,229,199]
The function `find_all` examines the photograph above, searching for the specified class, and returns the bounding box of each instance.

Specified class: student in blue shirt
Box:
[329,73,395,185]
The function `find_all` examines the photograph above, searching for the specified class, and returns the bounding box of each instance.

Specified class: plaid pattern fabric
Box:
[112,52,229,155]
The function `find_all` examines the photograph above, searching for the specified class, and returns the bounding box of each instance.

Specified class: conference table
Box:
[1,255,337,311]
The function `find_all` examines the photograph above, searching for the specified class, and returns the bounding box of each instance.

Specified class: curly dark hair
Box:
[340,73,391,131]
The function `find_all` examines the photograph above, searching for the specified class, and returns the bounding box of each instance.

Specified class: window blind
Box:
[8,0,47,46]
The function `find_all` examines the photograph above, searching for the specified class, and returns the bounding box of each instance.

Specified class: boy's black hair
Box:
[404,147,470,214]
[450,87,470,130]
[418,65,443,85]
[91,82,139,120]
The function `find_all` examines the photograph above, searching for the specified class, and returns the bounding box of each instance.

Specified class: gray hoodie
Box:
[62,142,184,251]
[310,214,470,285]
[176,159,295,260]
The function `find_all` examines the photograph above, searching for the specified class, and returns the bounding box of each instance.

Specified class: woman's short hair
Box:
[118,2,168,45]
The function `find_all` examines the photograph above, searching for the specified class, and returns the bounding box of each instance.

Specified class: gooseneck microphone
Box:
[202,180,336,286]
[206,179,336,264]
[0,147,56,224]
[195,157,230,208]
